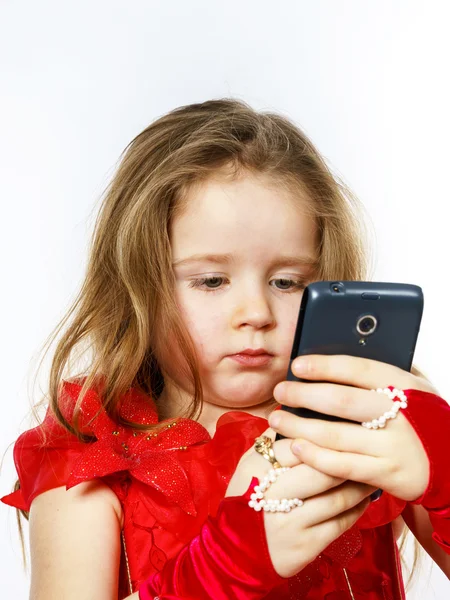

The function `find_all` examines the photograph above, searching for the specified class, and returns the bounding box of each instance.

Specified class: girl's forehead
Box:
[175,173,311,224]
[171,174,317,262]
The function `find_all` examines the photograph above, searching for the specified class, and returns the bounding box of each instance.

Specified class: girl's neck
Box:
[156,383,277,437]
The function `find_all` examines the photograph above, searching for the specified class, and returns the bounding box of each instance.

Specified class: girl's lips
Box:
[228,353,273,367]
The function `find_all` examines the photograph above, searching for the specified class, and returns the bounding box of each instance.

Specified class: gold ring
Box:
[254,435,282,469]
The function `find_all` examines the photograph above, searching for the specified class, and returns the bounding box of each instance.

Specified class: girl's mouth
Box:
[227,349,273,367]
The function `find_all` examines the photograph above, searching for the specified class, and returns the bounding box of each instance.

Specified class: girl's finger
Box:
[290,439,386,484]
[299,481,376,529]
[269,410,384,456]
[290,354,422,391]
[274,381,398,424]
[308,494,371,546]
[264,462,345,501]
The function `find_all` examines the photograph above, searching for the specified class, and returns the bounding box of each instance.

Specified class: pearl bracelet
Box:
[362,388,408,430]
[248,467,304,513]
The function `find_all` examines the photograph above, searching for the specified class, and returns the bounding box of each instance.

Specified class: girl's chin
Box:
[205,385,279,409]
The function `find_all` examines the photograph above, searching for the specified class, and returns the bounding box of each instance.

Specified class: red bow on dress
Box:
[60,381,210,516]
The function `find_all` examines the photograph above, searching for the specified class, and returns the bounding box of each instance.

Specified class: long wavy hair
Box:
[9,98,421,588]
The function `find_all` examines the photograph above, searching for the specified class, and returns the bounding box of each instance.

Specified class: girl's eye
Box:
[270,278,305,291]
[189,277,226,290]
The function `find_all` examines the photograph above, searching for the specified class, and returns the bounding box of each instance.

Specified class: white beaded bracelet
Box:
[248,467,304,513]
[362,387,408,430]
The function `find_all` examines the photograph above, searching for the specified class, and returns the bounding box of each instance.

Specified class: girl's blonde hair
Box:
[10,98,419,586]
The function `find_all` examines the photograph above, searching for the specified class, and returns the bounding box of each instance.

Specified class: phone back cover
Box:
[285,281,424,423]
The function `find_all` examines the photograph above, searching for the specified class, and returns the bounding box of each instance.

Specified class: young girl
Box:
[2,98,450,600]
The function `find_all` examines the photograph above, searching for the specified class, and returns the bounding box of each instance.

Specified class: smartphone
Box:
[275,281,424,501]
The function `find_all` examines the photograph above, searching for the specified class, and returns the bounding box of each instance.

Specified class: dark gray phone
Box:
[275,281,424,501]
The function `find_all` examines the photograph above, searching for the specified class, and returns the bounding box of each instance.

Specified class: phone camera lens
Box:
[356,315,378,336]
[331,282,345,294]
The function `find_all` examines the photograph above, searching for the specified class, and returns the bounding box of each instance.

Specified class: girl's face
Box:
[165,171,318,413]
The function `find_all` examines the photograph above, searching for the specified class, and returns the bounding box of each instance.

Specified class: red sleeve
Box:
[1,406,87,511]
[403,389,450,554]
[138,478,285,600]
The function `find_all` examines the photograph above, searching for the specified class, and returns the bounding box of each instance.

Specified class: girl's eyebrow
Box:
[172,253,318,268]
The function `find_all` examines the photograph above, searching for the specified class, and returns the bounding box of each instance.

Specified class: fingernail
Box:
[268,412,281,428]
[292,441,305,454]
[292,357,307,375]
[273,382,286,402]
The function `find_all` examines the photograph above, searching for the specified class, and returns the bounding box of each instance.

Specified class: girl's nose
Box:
[231,291,275,330]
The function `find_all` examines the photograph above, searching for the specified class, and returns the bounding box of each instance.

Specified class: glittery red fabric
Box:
[6,379,442,599]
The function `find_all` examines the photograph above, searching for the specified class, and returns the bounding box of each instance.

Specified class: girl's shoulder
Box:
[0,378,162,511]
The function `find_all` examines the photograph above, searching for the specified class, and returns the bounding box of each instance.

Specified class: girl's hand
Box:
[270,355,437,503]
[226,431,376,578]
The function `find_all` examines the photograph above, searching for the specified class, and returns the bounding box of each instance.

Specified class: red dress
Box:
[1,379,446,599]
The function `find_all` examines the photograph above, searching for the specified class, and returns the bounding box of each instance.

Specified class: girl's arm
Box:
[28,475,283,600]
[29,480,124,600]
[402,503,450,579]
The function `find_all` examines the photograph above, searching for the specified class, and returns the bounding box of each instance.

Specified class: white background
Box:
[1,1,449,598]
